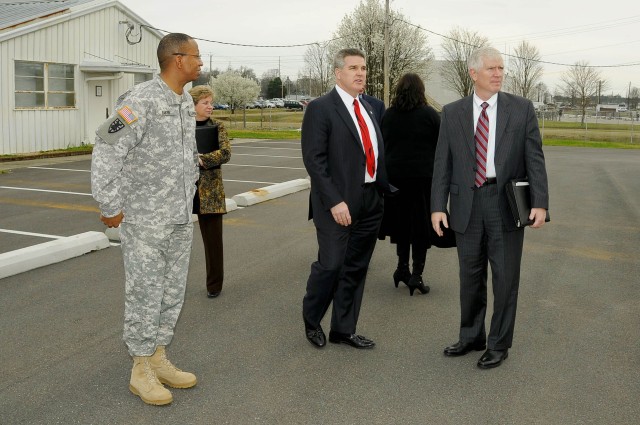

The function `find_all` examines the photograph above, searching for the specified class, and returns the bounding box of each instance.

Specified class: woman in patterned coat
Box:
[189,85,231,298]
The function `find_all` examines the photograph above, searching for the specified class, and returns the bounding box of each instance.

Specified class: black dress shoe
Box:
[207,291,221,298]
[443,340,486,357]
[477,349,508,369]
[328,331,375,349]
[305,326,326,348]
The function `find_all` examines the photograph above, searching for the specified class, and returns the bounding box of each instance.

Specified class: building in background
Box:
[0,0,163,155]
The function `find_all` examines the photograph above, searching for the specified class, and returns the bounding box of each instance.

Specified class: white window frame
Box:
[15,60,76,109]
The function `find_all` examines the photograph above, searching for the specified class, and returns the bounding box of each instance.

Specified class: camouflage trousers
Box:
[120,222,193,356]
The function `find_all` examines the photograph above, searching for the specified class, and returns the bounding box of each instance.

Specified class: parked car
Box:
[262,100,276,108]
[214,103,229,110]
[270,98,284,108]
[283,100,304,110]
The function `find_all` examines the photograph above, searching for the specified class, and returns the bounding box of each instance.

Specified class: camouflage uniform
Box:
[91,75,199,356]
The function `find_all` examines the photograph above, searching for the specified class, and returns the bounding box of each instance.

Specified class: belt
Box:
[481,177,497,186]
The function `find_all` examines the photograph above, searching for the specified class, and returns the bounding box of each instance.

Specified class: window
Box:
[15,61,75,108]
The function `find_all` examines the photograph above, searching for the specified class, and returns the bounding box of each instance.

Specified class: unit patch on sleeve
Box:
[96,114,133,145]
[108,118,126,133]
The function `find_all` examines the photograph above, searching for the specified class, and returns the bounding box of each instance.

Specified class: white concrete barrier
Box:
[225,198,238,212]
[0,231,110,279]
[232,179,310,207]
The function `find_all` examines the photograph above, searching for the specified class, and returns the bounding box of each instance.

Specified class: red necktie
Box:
[353,99,376,178]
[474,102,490,187]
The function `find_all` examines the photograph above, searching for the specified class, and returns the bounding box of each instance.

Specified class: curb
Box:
[232,178,310,207]
[0,231,110,279]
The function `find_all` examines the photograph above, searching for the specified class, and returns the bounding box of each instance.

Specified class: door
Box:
[86,80,112,141]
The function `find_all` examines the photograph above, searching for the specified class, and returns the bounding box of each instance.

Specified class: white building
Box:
[0,0,164,155]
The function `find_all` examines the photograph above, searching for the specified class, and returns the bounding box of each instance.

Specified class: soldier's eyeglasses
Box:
[172,53,202,60]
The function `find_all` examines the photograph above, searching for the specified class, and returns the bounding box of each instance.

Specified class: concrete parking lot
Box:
[0,146,639,424]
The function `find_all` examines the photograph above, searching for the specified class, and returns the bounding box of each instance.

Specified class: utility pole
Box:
[209,54,213,86]
[279,57,283,98]
[383,0,390,106]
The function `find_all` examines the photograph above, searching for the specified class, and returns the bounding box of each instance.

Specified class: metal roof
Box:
[0,0,98,31]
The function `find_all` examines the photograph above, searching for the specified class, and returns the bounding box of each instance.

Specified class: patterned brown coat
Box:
[196,118,231,214]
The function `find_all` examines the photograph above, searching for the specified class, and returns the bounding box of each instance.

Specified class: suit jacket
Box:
[431,91,549,233]
[302,88,390,224]
[195,118,231,214]
[361,94,386,127]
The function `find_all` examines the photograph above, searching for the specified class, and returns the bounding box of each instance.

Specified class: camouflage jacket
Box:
[91,75,199,225]
[196,119,231,214]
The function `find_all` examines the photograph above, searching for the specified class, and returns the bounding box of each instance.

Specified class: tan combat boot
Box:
[129,356,173,405]
[149,346,197,389]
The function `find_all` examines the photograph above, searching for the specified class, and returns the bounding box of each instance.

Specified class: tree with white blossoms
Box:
[327,0,432,100]
[507,40,544,100]
[211,71,260,115]
[440,27,488,98]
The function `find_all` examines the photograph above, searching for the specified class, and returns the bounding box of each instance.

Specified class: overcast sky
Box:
[119,0,639,97]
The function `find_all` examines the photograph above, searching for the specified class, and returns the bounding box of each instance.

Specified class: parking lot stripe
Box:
[0,228,64,239]
[225,164,306,170]
[232,153,302,159]
[223,179,277,185]
[0,197,99,212]
[0,186,92,196]
[232,146,301,151]
[27,167,90,172]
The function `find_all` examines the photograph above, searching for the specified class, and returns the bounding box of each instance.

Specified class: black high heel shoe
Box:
[392,264,411,288]
[407,274,430,296]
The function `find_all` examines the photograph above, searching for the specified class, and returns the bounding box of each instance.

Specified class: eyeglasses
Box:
[172,53,202,60]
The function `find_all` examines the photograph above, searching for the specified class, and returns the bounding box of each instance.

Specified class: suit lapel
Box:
[457,96,475,159]
[330,89,361,148]
[494,92,511,163]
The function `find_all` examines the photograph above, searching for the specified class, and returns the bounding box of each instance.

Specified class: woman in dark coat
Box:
[379,73,440,296]
[189,85,231,298]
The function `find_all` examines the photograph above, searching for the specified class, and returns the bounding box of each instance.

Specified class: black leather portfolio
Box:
[195,124,220,169]
[505,178,550,228]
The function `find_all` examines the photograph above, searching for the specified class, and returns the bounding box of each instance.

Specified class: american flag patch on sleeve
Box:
[117,105,138,124]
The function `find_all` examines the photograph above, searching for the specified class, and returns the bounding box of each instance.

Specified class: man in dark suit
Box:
[360,90,386,127]
[431,46,549,368]
[301,48,390,349]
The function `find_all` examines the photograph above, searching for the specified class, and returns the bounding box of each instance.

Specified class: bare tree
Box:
[560,61,603,125]
[304,42,333,96]
[211,71,260,115]
[238,66,257,82]
[440,27,488,97]
[328,0,432,100]
[507,41,544,100]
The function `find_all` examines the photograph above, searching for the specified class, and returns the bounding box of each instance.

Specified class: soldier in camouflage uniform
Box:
[91,33,203,406]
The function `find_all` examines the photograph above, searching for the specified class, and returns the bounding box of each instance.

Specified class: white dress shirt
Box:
[473,92,498,179]
[335,85,379,182]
